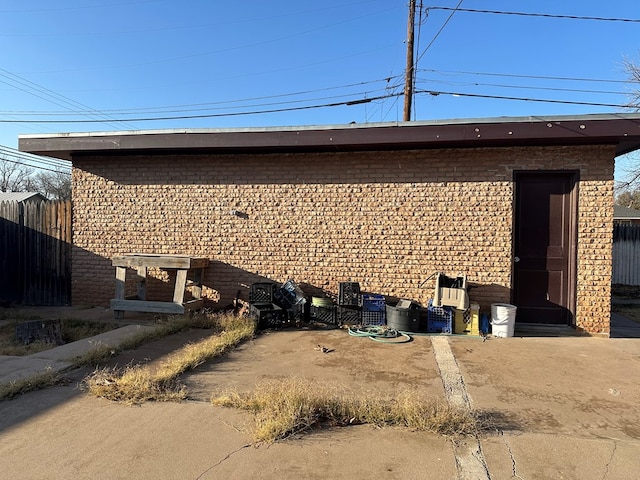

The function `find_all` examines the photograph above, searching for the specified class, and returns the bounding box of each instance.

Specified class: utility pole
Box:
[403,0,416,122]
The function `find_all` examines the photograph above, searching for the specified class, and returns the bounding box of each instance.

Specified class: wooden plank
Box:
[191,268,204,299]
[112,254,209,269]
[114,266,127,300]
[136,266,147,300]
[173,269,188,304]
[183,299,204,311]
[110,299,185,314]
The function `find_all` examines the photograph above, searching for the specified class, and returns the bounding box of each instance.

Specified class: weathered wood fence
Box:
[613,224,640,286]
[0,200,72,305]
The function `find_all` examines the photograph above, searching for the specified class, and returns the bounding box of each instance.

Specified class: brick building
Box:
[19,114,640,336]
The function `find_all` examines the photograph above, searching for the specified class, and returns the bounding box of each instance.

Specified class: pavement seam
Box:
[431,336,491,480]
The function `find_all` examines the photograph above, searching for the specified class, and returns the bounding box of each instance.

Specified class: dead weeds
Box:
[211,377,478,443]
[82,313,256,404]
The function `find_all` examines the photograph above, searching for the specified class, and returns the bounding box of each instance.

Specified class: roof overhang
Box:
[18,113,640,161]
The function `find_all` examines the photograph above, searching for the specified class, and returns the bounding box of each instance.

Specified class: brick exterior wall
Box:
[71,144,614,335]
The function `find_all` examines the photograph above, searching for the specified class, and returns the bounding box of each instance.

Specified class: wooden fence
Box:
[613,224,640,286]
[0,200,72,305]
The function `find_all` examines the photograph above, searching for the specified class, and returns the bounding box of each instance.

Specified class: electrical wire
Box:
[416,89,633,109]
[0,92,404,124]
[415,0,464,65]
[0,1,162,14]
[1,86,635,125]
[0,145,71,177]
[414,77,627,96]
[418,68,640,85]
[0,69,139,131]
[0,155,71,175]
[425,7,640,23]
[0,77,405,116]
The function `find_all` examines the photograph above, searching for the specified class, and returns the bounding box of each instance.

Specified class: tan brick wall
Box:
[71,144,614,335]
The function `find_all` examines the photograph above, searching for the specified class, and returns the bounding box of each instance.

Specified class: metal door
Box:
[513,171,577,324]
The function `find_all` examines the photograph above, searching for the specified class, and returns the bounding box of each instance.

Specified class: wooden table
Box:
[110,254,209,319]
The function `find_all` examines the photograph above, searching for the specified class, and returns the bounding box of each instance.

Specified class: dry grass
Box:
[82,313,256,404]
[0,318,120,356]
[71,312,229,366]
[0,368,62,400]
[211,377,478,442]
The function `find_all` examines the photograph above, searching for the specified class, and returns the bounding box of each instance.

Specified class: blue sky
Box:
[1,0,639,180]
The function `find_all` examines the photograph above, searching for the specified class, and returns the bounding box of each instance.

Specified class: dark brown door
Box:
[513,172,577,325]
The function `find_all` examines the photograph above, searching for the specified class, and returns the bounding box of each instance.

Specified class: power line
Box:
[0,93,404,124]
[1,86,635,126]
[0,1,162,14]
[0,145,70,169]
[426,7,640,23]
[0,152,71,176]
[0,69,139,131]
[0,76,405,116]
[417,89,634,109]
[418,68,640,85]
[414,77,627,96]
[415,0,464,65]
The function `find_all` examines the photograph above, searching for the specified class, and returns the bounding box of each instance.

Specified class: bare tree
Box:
[34,169,72,201]
[624,56,640,109]
[615,188,640,210]
[0,156,34,192]
[615,58,640,191]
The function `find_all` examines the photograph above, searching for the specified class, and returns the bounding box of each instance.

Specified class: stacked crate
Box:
[337,282,361,325]
[309,296,337,325]
[248,282,286,329]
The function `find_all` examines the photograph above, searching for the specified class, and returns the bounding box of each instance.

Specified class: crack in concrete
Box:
[602,440,617,480]
[194,443,251,480]
[500,430,525,480]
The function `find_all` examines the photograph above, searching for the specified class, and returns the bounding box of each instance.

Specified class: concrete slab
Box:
[450,336,640,441]
[0,325,158,385]
[2,310,640,479]
[482,432,640,480]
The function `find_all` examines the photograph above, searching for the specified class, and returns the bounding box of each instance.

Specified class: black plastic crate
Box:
[362,311,385,326]
[338,282,361,307]
[249,303,286,329]
[249,282,277,304]
[337,306,361,325]
[310,305,337,324]
[286,301,307,322]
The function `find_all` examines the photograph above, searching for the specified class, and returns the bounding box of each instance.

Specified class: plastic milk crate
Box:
[249,303,287,329]
[361,294,385,312]
[454,303,480,336]
[426,299,453,334]
[249,282,277,304]
[310,305,337,325]
[338,282,361,307]
[337,306,361,326]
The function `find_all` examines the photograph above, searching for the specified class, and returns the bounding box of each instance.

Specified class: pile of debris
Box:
[245,275,485,337]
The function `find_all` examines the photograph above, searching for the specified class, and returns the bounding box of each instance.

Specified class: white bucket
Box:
[491,303,517,338]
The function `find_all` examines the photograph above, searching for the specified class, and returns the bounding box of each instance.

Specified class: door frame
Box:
[512,170,579,326]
